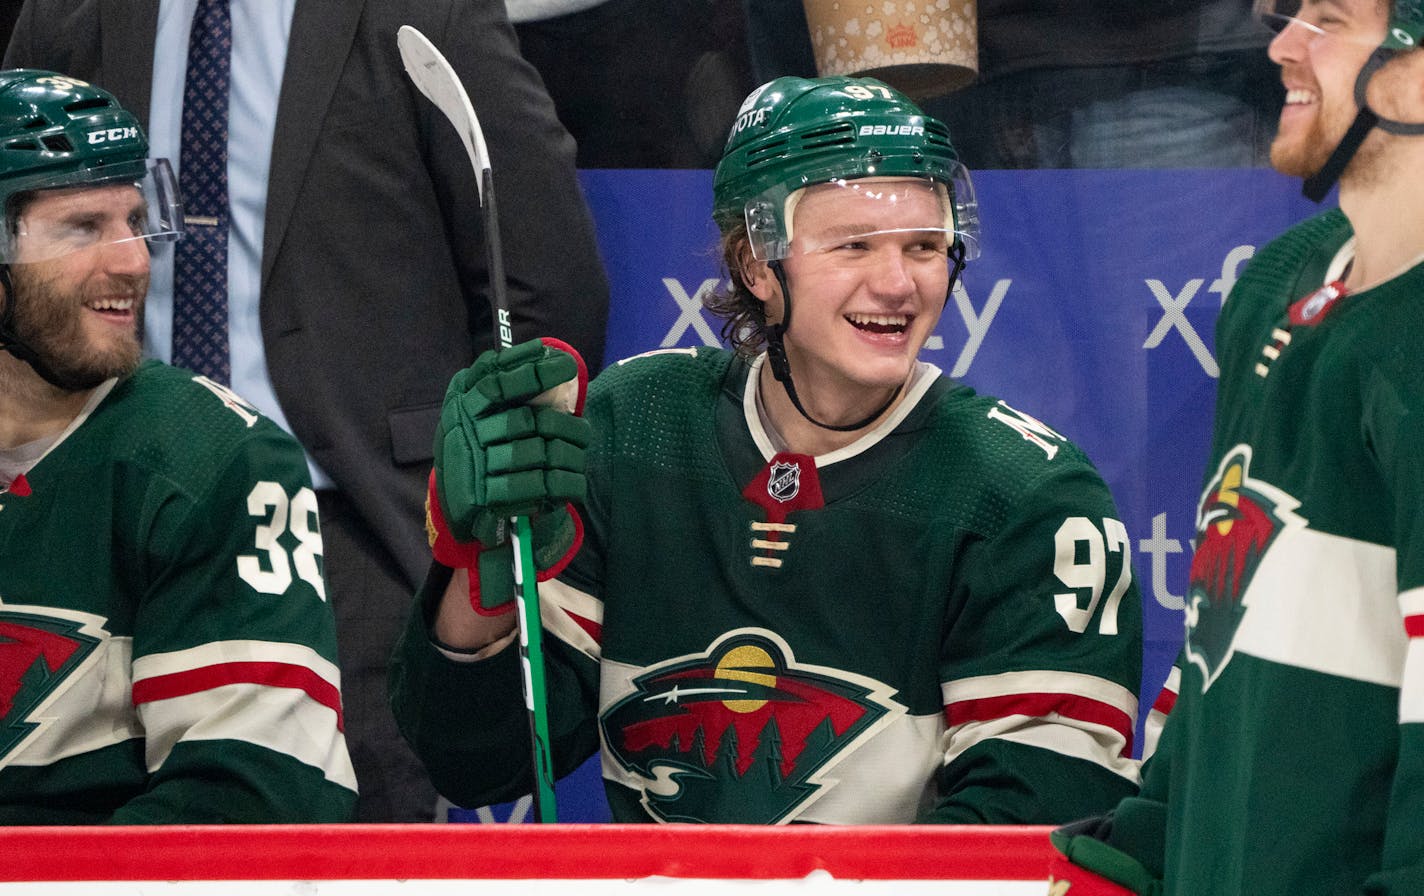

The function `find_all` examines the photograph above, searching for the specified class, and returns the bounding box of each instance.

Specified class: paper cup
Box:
[803,0,978,100]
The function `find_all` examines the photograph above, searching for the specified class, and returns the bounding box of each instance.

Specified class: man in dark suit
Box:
[5,0,610,821]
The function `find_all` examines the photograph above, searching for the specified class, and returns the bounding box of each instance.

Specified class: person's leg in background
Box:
[318,490,440,822]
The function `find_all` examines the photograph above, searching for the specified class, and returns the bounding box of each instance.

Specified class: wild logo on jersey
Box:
[0,607,104,762]
[600,629,900,823]
[1185,446,1303,689]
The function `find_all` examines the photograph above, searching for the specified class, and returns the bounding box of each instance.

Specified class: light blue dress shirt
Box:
[147,0,331,487]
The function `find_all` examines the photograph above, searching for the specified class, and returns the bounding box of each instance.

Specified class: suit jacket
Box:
[6,0,611,588]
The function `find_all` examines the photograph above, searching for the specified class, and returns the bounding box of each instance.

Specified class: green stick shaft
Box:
[512,516,558,821]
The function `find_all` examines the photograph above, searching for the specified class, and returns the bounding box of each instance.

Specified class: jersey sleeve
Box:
[1361,385,1424,894]
[388,562,603,809]
[113,420,356,823]
[929,458,1144,823]
[1051,643,1181,893]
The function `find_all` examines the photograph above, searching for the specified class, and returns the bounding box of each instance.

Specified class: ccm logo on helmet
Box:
[87,127,139,145]
[859,124,924,137]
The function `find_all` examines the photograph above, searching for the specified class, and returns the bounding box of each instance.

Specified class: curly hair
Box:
[703,224,774,357]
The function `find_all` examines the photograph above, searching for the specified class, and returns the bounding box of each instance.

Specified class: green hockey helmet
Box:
[1381,0,1424,49]
[0,69,182,263]
[712,75,979,262]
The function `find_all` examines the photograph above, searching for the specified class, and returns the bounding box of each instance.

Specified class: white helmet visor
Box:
[745,167,980,262]
[2,158,183,264]
[775,177,979,274]
[1253,0,1389,49]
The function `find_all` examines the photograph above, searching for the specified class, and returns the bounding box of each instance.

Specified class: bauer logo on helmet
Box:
[858,124,925,137]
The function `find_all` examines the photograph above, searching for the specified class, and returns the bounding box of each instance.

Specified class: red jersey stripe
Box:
[946,692,1135,757]
[569,611,603,644]
[132,661,344,731]
[1405,614,1424,638]
[1152,687,1177,716]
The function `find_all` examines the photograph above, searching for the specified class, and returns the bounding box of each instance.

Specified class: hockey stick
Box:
[397,24,559,823]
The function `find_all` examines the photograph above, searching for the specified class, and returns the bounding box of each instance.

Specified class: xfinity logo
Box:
[858,124,923,137]
[657,275,1011,381]
[1143,244,1254,377]
[87,127,138,145]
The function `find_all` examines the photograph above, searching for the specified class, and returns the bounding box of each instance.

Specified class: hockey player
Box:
[392,76,1144,824]
[1048,1,1424,892]
[0,70,355,823]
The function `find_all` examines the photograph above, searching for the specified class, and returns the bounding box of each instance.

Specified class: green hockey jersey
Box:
[0,361,356,823]
[1128,210,1424,894]
[393,348,1143,824]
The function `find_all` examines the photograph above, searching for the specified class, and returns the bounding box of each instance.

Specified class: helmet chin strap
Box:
[763,245,965,433]
[0,265,99,392]
[1303,48,1424,202]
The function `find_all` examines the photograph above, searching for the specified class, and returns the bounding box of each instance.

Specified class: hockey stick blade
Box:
[396,25,511,347]
[396,25,491,203]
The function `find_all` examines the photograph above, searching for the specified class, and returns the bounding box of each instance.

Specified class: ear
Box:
[739,244,779,305]
[1370,49,1424,122]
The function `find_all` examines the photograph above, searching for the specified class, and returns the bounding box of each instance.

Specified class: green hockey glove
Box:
[1047,807,1164,896]
[427,337,590,614]
[434,338,590,542]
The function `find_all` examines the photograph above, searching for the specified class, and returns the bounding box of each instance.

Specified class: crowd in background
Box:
[510,0,1281,170]
[0,0,1282,171]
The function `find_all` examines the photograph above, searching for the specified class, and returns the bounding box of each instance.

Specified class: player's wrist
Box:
[432,568,519,652]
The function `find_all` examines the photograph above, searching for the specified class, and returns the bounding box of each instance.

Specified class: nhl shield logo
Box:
[1184,446,1304,691]
[1288,280,1348,326]
[767,461,801,503]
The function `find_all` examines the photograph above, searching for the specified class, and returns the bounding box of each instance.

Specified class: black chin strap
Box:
[0,265,93,392]
[764,244,966,433]
[1302,48,1424,202]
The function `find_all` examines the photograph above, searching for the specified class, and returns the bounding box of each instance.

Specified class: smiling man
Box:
[392,76,1145,825]
[1048,2,1424,894]
[0,70,355,823]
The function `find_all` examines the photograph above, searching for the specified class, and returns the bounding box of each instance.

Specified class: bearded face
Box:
[4,257,147,390]
[1267,1,1391,179]
[2,183,151,391]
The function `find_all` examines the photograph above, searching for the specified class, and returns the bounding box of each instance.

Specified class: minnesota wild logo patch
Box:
[0,607,104,764]
[1185,446,1304,691]
[600,629,901,823]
